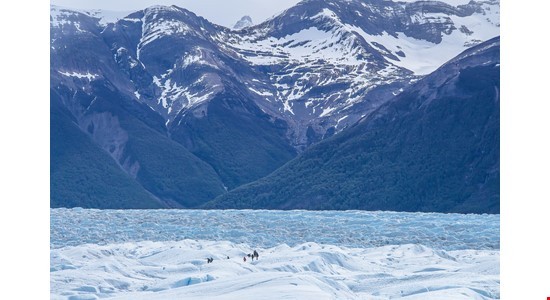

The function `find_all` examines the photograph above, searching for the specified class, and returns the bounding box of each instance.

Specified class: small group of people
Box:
[243,250,259,262]
[206,250,260,263]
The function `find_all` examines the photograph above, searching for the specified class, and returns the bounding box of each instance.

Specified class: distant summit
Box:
[233,15,253,29]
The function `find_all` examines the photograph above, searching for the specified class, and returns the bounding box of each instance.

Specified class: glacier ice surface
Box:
[50,209,499,251]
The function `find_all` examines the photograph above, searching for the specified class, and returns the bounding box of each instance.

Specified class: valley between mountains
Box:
[50,0,499,212]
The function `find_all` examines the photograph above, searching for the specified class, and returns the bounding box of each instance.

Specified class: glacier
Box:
[51,209,499,299]
[50,209,498,250]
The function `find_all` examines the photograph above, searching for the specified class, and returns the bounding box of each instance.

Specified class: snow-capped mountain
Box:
[207,36,500,213]
[50,0,499,208]
[233,15,253,29]
[51,0,499,148]
[223,0,499,146]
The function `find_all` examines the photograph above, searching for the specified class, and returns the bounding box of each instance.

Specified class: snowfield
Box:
[51,209,499,299]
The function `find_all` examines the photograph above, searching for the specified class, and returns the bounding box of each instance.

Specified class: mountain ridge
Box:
[50,0,499,210]
[51,0,499,148]
[204,36,500,213]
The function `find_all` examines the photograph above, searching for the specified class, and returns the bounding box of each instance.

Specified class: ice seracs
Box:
[50,209,500,300]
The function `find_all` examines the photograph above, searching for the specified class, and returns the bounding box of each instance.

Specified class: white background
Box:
[0,0,547,298]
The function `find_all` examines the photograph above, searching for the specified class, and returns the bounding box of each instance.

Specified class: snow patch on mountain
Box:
[227,20,403,119]
[140,19,191,48]
[50,6,87,33]
[341,12,499,75]
[153,72,222,117]
[248,87,273,97]
[181,48,221,70]
[51,5,131,27]
[83,9,133,26]
[58,71,99,80]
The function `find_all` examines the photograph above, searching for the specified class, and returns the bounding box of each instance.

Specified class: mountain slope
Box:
[224,0,499,147]
[169,85,297,190]
[50,5,297,200]
[205,37,500,213]
[51,0,500,149]
[100,5,298,188]
[51,90,163,209]
[51,79,228,208]
[50,7,228,207]
[50,1,499,209]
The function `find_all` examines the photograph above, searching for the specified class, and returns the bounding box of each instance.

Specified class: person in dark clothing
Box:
[253,250,259,261]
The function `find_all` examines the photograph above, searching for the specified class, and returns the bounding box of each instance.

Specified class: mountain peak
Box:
[233,15,253,29]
